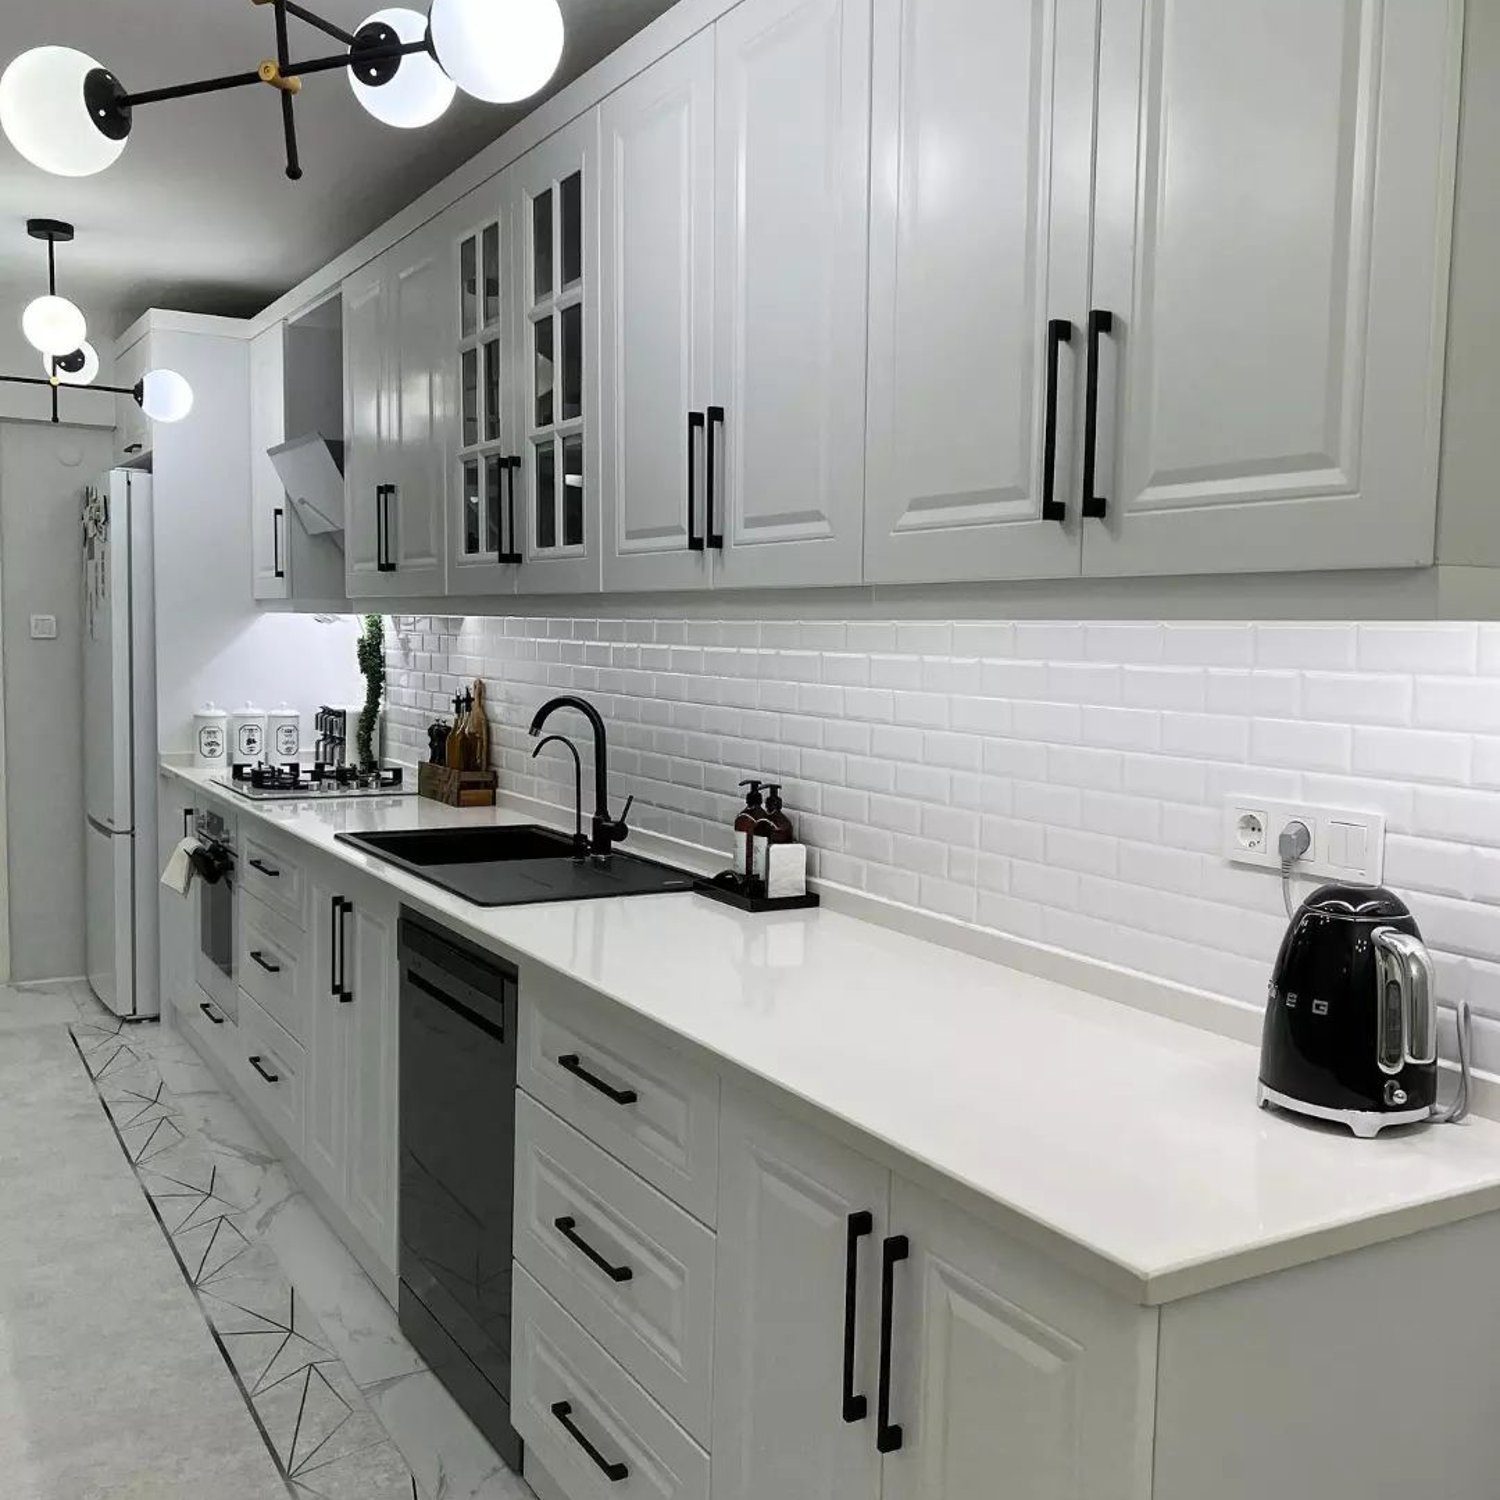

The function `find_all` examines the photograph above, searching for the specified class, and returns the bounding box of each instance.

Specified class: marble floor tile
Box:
[0,979,84,1031]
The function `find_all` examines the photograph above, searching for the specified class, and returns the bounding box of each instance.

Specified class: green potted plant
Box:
[356,613,385,773]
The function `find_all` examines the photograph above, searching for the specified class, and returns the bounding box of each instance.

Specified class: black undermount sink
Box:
[335,823,696,908]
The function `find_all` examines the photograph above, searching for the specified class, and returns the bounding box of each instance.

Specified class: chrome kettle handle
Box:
[1371,927,1436,1075]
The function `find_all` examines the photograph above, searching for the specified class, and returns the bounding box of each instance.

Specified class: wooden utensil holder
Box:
[418,763,498,807]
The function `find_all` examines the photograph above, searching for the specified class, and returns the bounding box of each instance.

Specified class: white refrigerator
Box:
[83,470,159,1019]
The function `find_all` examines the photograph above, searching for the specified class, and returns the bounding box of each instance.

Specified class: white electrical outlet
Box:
[28,614,57,640]
[1221,797,1385,885]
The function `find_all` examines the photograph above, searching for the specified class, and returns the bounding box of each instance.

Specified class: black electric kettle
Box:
[1258,883,1468,1137]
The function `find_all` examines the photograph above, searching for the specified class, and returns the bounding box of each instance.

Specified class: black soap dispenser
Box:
[735,780,765,885]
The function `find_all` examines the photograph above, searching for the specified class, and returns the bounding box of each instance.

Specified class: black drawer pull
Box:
[687,410,705,551]
[842,1210,873,1423]
[877,1234,909,1454]
[551,1401,629,1483]
[554,1215,633,1283]
[557,1052,637,1106]
[249,949,282,975]
[706,404,724,548]
[249,1055,281,1085]
[247,857,281,878]
[199,1001,225,1026]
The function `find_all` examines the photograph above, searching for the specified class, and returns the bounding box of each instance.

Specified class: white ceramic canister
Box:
[192,703,229,770]
[267,703,302,767]
[229,702,269,768]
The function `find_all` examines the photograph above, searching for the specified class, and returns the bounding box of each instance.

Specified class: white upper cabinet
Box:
[711,0,872,589]
[250,323,289,601]
[507,113,602,594]
[451,187,522,596]
[599,33,717,593]
[864,0,1096,584]
[342,261,387,592]
[1084,0,1459,577]
[342,217,453,599]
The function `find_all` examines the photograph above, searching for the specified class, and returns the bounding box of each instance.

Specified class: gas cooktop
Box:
[213,763,413,801]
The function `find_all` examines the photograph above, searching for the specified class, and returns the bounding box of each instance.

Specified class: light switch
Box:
[1332,821,1367,870]
[29,615,57,640]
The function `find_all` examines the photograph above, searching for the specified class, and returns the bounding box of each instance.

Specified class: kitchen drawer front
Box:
[178,986,239,1073]
[241,829,307,928]
[515,1092,716,1444]
[513,1266,709,1500]
[520,967,720,1226]
[237,990,306,1154]
[239,892,307,1043]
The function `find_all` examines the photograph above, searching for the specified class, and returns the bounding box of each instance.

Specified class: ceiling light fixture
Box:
[0,0,565,183]
[1,219,194,426]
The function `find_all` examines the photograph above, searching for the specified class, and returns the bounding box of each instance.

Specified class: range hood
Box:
[268,433,345,536]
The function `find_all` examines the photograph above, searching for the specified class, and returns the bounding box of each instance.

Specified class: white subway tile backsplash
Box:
[388,614,1500,1024]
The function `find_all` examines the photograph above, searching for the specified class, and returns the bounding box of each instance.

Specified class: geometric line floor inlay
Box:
[72,1018,420,1500]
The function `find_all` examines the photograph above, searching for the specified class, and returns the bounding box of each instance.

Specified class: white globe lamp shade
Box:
[21,294,87,356]
[430,0,564,104]
[42,340,100,386]
[0,46,130,177]
[350,9,455,127]
[138,368,194,424]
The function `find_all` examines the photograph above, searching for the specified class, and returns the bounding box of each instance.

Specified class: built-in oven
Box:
[397,909,522,1472]
[192,802,239,1025]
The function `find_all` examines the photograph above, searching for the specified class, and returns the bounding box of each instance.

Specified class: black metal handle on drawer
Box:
[705,405,724,549]
[554,1215,634,1283]
[249,949,282,975]
[249,1055,280,1084]
[247,857,280,878]
[199,1001,225,1026]
[1041,318,1072,522]
[687,410,705,551]
[1081,309,1113,520]
[557,1053,637,1106]
[876,1234,909,1454]
[842,1210,873,1422]
[551,1401,629,1483]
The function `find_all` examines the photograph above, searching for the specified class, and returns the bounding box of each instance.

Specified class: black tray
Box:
[693,875,821,913]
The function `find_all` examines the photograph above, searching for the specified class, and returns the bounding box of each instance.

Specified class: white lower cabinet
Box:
[712,1085,1155,1500]
[514,1265,710,1500]
[305,863,399,1269]
[237,991,307,1154]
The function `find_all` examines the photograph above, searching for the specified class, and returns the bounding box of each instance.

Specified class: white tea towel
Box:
[161,837,201,896]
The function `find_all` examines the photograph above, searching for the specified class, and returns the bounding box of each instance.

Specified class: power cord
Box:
[1279,820,1311,919]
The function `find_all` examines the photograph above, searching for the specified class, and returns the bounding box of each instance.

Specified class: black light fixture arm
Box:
[107,0,434,181]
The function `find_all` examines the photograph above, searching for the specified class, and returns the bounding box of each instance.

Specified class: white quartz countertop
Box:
[166,763,1500,1305]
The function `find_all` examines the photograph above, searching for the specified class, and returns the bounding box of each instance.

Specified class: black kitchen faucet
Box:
[528,695,633,859]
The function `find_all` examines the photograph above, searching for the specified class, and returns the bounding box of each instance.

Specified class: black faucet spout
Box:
[529,695,631,857]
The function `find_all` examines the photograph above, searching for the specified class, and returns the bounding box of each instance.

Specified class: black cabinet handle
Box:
[1041,318,1072,522]
[554,1215,634,1283]
[249,949,282,975]
[687,411,705,551]
[377,484,399,571]
[876,1234,909,1454]
[247,857,280,878]
[336,898,353,1003]
[705,404,724,549]
[199,1001,225,1026]
[557,1052,638,1106]
[1081,309,1114,520]
[329,894,349,1000]
[249,1055,280,1084]
[273,505,285,579]
[550,1401,629,1483]
[842,1210,873,1423]
[498,455,523,564]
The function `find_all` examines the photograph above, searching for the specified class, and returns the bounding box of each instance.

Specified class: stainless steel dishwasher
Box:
[397,909,522,1472]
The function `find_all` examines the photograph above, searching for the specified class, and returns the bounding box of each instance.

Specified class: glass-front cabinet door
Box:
[450,189,521,595]
[504,112,601,593]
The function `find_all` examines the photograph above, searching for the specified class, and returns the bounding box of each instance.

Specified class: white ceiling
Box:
[0,0,674,338]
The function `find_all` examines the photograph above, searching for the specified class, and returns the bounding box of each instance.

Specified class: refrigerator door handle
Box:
[86,812,131,838]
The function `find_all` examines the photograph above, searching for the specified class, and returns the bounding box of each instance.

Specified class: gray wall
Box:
[1,421,116,980]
